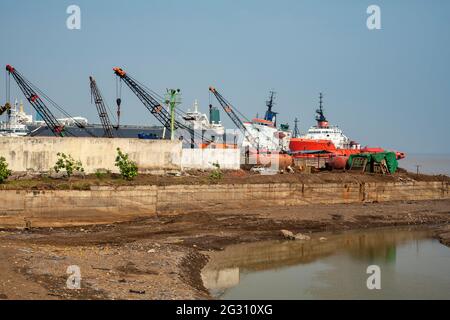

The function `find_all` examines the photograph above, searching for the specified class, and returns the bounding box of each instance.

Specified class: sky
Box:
[0,0,449,154]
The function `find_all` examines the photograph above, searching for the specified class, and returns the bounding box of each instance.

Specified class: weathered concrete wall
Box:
[181,149,241,170]
[0,137,182,174]
[0,181,448,227]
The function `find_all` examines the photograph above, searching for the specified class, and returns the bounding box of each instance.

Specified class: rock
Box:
[281,230,311,241]
[129,289,146,295]
[280,230,296,240]
[49,171,67,179]
[147,249,156,253]
[72,171,86,178]
[294,233,311,241]
[319,237,327,241]
[166,170,181,177]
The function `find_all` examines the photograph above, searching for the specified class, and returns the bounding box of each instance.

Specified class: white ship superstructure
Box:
[243,119,291,152]
[301,93,360,150]
[303,125,359,150]
[182,99,227,142]
[0,100,31,136]
[241,92,292,152]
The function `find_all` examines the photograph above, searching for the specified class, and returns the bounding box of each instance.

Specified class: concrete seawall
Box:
[0,137,182,174]
[0,180,448,227]
[0,137,242,174]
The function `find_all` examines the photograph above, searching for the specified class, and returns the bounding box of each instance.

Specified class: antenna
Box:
[319,92,323,111]
[315,92,327,123]
[293,117,300,138]
[266,90,276,111]
[264,90,278,125]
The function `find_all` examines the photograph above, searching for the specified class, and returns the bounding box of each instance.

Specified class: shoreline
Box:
[0,199,449,300]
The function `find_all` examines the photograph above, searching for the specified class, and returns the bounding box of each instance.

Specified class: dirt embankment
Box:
[0,199,449,300]
[3,169,449,190]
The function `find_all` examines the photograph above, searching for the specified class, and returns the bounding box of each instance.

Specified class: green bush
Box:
[115,148,138,180]
[54,153,84,178]
[209,162,223,182]
[0,157,12,183]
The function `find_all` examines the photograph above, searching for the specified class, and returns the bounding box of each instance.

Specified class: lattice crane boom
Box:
[113,68,173,130]
[209,86,259,149]
[6,65,65,137]
[113,67,206,144]
[89,76,114,138]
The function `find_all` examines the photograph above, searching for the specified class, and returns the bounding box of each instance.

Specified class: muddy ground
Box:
[0,199,449,300]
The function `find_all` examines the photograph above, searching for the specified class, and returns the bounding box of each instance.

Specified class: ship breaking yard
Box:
[0,64,449,300]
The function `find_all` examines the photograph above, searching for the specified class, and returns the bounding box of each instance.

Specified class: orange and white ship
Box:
[289,93,405,161]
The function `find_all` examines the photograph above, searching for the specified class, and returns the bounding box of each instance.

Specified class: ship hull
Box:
[27,124,167,139]
[289,138,362,158]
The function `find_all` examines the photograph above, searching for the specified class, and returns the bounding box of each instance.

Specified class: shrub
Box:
[115,148,138,180]
[209,162,223,182]
[54,153,84,178]
[0,157,12,183]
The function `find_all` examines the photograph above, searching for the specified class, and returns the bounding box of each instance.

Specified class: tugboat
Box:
[289,93,405,160]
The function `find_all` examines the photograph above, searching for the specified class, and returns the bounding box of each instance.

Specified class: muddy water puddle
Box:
[202,227,450,299]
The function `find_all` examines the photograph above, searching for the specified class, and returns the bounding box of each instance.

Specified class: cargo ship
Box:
[289,93,405,160]
[0,100,166,138]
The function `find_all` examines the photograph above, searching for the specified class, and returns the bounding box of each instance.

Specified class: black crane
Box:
[113,67,205,144]
[6,65,65,136]
[113,67,174,129]
[0,102,11,116]
[6,65,96,137]
[209,86,259,149]
[89,76,115,138]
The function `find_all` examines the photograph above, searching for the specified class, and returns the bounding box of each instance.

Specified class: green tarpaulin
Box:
[348,152,398,174]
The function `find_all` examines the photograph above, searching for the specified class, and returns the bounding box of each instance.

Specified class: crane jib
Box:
[112,67,208,144]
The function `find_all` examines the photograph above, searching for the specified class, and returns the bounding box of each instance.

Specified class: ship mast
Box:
[293,117,300,138]
[315,92,328,128]
[264,90,278,126]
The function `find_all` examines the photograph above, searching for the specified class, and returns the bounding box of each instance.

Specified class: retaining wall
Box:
[0,137,182,174]
[181,149,240,170]
[0,180,448,227]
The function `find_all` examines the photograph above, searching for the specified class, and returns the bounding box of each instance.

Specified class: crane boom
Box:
[209,86,259,149]
[113,67,173,130]
[89,76,114,138]
[6,65,65,137]
[113,67,205,143]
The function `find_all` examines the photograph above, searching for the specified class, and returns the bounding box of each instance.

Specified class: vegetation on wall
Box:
[53,153,85,178]
[115,148,138,180]
[0,157,12,183]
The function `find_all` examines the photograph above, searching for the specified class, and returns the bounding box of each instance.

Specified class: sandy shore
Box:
[0,199,449,300]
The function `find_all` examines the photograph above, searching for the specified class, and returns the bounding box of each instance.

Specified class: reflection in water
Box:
[202,227,450,300]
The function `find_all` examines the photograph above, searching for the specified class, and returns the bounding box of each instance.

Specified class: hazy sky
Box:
[1,0,449,153]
